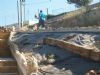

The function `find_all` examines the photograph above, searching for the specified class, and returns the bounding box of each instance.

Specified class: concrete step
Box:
[0,58,17,66]
[0,73,18,75]
[0,44,9,49]
[0,31,19,74]
[0,47,9,51]
[0,49,12,57]
[0,58,18,74]
[0,66,18,73]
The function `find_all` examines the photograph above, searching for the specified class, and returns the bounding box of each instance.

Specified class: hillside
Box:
[46,2,100,28]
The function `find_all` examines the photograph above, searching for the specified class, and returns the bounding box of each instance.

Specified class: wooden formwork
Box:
[44,37,100,61]
[90,50,100,61]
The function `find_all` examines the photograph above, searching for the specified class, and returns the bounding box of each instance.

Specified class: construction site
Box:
[0,1,100,75]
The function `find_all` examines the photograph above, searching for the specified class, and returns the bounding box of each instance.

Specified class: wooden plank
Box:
[44,37,100,61]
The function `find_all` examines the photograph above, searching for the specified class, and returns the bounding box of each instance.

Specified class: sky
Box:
[0,0,99,26]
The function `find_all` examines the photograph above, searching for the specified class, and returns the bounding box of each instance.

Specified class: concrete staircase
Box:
[0,31,19,75]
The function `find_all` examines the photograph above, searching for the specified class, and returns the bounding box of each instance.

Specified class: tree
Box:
[67,0,93,7]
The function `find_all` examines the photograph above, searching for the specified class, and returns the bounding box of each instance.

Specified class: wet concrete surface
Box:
[11,31,100,75]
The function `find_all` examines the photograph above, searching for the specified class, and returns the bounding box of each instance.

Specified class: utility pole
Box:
[38,9,39,15]
[23,2,25,21]
[18,0,25,29]
[20,0,23,28]
[47,8,49,15]
[4,16,6,28]
[17,0,20,29]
